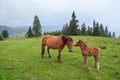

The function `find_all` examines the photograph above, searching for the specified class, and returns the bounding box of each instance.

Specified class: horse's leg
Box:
[57,48,62,63]
[84,56,88,69]
[96,55,100,70]
[94,55,97,68]
[41,43,45,58]
[47,47,51,58]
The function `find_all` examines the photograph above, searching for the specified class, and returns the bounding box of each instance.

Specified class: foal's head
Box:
[62,35,73,52]
[73,39,87,47]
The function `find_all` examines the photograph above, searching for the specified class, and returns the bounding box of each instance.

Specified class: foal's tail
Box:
[98,48,101,51]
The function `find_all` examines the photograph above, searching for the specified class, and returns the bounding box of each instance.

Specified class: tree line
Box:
[44,11,116,38]
[0,11,118,41]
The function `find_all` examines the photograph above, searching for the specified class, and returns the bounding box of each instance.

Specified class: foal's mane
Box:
[80,40,88,47]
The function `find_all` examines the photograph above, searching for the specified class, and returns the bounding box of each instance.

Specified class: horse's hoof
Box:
[58,60,62,64]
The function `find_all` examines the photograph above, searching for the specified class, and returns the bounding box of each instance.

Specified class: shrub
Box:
[0,35,3,41]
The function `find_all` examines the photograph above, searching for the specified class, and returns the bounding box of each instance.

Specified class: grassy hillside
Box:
[0,36,120,80]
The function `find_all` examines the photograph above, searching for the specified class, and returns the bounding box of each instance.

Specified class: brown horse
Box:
[74,39,100,70]
[41,35,73,62]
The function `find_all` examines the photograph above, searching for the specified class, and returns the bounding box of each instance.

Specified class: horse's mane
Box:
[61,35,73,44]
[80,40,88,47]
[68,36,73,41]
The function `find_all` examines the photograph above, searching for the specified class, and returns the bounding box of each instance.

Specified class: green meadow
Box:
[0,36,120,80]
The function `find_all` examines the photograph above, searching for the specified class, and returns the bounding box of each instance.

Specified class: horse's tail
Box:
[41,36,46,58]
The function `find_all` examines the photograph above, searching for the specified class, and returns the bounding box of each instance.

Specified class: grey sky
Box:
[0,0,120,36]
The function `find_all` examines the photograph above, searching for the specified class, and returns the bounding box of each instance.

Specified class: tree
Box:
[112,32,115,38]
[108,32,111,37]
[99,24,105,36]
[81,23,87,35]
[2,30,9,38]
[68,11,79,35]
[26,27,33,38]
[105,26,108,37]
[93,21,100,36]
[87,26,92,35]
[33,15,42,37]
[92,20,96,36]
[62,23,69,35]
[95,22,100,36]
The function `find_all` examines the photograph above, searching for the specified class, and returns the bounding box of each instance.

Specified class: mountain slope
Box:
[0,25,28,37]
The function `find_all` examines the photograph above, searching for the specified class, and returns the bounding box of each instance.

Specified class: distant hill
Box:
[0,25,28,37]
[0,25,61,37]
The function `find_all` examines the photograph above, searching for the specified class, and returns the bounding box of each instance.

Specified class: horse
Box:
[74,39,100,70]
[41,35,73,63]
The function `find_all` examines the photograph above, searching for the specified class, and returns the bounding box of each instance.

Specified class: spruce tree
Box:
[92,20,96,36]
[87,26,92,35]
[33,15,42,37]
[62,23,69,35]
[68,11,79,35]
[99,24,105,36]
[26,27,33,38]
[108,32,111,37]
[95,22,100,36]
[105,26,108,37]
[81,23,87,35]
[112,32,115,38]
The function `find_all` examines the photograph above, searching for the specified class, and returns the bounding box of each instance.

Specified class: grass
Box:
[0,36,120,80]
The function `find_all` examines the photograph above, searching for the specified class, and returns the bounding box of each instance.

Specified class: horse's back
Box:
[42,35,61,49]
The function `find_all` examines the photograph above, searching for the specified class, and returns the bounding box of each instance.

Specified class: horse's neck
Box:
[80,43,87,53]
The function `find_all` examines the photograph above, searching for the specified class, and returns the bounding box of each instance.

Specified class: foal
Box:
[74,39,100,70]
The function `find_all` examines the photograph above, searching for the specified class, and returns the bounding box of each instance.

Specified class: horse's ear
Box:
[62,35,68,44]
[79,39,82,42]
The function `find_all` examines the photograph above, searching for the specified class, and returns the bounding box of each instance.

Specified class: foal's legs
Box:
[57,48,62,63]
[94,55,100,70]
[84,56,88,69]
[96,55,100,70]
[47,47,51,58]
[94,55,97,68]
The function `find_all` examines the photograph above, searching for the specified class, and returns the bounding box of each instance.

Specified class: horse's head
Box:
[74,39,83,47]
[62,35,73,52]
[73,39,87,47]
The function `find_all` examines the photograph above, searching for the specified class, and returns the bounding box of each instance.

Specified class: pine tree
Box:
[33,15,42,37]
[92,20,96,36]
[95,22,100,36]
[81,23,87,35]
[108,32,111,37]
[87,26,92,35]
[99,24,105,36]
[112,32,115,38]
[26,27,33,38]
[2,30,9,38]
[105,26,108,37]
[62,23,69,35]
[90,27,93,35]
[68,11,79,35]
